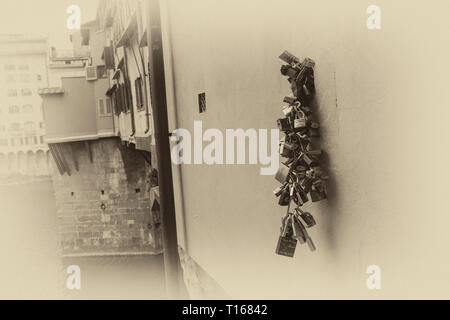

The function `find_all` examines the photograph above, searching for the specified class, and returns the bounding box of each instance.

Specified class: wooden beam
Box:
[85,141,93,163]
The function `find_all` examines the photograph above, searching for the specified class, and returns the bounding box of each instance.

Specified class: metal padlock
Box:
[302,57,315,69]
[299,211,316,228]
[277,118,291,132]
[300,177,313,193]
[282,105,294,116]
[294,188,309,206]
[275,235,297,257]
[278,188,290,206]
[283,96,297,105]
[273,182,287,197]
[279,50,301,66]
[281,65,300,78]
[279,143,293,158]
[275,163,290,183]
[300,105,313,116]
[310,185,323,202]
[293,110,307,131]
[284,142,298,151]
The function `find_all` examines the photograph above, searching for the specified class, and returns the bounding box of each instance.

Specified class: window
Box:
[39,122,44,129]
[135,77,144,110]
[37,74,42,81]
[23,104,33,113]
[39,136,44,144]
[9,105,19,114]
[7,89,17,97]
[24,121,35,131]
[97,65,107,78]
[98,98,112,116]
[21,88,32,96]
[105,98,112,114]
[198,92,206,113]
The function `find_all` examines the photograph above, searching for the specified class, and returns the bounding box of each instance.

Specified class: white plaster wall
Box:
[163,0,450,299]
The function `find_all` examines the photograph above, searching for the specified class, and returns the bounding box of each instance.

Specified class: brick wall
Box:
[50,138,161,255]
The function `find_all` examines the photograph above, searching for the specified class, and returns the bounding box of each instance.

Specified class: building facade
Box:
[39,20,161,256]
[0,34,50,177]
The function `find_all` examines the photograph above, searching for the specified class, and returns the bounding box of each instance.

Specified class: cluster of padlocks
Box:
[274,51,328,257]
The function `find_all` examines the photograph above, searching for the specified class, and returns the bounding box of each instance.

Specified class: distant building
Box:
[0,34,50,177]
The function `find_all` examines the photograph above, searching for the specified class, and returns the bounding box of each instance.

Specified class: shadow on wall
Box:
[309,92,341,255]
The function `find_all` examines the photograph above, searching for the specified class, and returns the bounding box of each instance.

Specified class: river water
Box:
[0,178,165,299]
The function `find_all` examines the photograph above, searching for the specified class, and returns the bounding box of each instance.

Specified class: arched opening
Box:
[0,153,7,176]
[8,153,17,174]
[26,151,36,175]
[36,150,48,175]
[18,151,26,174]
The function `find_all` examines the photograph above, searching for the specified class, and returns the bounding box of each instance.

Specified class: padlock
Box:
[310,185,322,202]
[299,211,316,228]
[279,50,301,66]
[277,118,291,132]
[301,153,317,167]
[295,217,316,252]
[283,142,298,151]
[290,79,301,98]
[278,188,290,206]
[275,235,297,257]
[294,188,309,206]
[293,110,307,131]
[300,105,313,116]
[275,163,290,183]
[283,96,297,105]
[273,183,287,197]
[279,143,293,158]
[300,177,313,193]
[282,105,294,116]
[280,65,300,79]
[302,57,315,69]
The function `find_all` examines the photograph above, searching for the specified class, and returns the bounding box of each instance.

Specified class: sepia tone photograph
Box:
[0,0,449,303]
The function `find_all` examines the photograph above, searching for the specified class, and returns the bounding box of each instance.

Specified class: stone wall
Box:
[50,138,161,256]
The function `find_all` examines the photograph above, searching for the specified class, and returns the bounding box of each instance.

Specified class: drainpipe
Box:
[146,0,182,299]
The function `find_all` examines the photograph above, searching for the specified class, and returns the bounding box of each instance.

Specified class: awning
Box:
[105,84,117,96]
[112,69,121,80]
[139,30,147,48]
[116,15,137,47]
